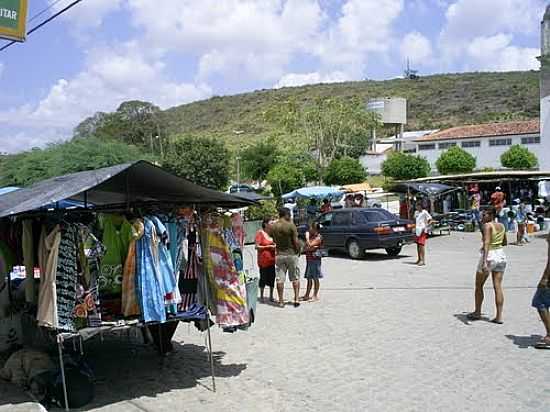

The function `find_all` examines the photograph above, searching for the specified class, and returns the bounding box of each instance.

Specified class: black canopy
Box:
[0,161,253,218]
[390,182,460,196]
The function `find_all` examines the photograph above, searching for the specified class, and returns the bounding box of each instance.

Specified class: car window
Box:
[361,210,396,222]
[319,213,333,226]
[333,212,352,225]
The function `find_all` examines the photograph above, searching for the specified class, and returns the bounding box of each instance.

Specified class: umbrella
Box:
[282,186,343,200]
[390,182,459,196]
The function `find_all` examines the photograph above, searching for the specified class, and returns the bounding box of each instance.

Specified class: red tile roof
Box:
[415,120,540,142]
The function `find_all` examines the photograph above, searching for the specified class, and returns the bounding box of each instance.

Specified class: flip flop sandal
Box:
[490,319,504,324]
[535,341,550,349]
[293,302,300,308]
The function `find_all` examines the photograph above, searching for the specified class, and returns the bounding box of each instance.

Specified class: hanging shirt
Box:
[99,214,133,295]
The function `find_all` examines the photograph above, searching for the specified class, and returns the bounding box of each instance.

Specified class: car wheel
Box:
[347,239,364,259]
[385,246,402,257]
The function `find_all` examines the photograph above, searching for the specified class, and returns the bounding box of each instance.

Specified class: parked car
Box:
[299,208,415,259]
[228,184,256,194]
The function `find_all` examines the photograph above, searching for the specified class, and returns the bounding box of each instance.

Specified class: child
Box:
[301,222,323,302]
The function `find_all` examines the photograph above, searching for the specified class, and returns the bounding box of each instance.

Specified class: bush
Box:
[500,144,538,169]
[163,136,230,190]
[435,146,476,175]
[381,152,431,180]
[323,157,367,186]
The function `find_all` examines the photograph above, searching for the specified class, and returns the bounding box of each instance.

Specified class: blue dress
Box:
[136,218,166,323]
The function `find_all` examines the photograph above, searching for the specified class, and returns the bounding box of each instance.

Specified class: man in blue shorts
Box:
[533,231,550,349]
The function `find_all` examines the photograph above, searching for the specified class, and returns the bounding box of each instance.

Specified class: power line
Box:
[0,0,84,53]
[29,0,68,23]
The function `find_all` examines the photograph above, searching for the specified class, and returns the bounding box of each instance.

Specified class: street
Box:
[1,231,549,411]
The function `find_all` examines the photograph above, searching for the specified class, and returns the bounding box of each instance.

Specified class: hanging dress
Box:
[55,224,79,332]
[135,218,166,323]
[37,225,61,329]
[122,220,143,317]
[202,215,249,328]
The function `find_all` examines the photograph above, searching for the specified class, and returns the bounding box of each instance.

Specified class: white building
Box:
[412,120,543,171]
[360,130,436,174]
[540,6,550,170]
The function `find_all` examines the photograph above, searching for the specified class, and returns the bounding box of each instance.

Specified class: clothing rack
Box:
[3,206,221,411]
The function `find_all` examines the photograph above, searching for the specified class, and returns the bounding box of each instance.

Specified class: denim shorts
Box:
[532,287,550,310]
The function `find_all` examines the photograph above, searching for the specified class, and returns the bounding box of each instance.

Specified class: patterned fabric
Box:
[99,214,133,295]
[55,224,79,332]
[122,220,143,317]
[203,215,249,327]
[231,213,245,249]
[179,246,199,311]
[136,218,166,323]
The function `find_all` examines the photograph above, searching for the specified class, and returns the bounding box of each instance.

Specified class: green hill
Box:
[161,71,540,147]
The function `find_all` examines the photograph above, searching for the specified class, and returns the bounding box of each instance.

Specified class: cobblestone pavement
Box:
[2,232,549,411]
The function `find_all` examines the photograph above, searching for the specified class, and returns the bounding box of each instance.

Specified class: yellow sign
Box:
[0,0,28,42]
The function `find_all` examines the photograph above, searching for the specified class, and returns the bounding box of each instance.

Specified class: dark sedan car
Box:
[300,208,415,259]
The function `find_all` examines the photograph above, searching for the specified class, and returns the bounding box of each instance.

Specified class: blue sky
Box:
[0,0,546,153]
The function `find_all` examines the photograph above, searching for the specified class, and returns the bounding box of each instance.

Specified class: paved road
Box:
[2,232,549,411]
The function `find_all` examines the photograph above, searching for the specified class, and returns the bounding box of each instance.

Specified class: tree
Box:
[0,138,153,187]
[324,157,367,186]
[163,136,230,190]
[381,152,431,180]
[266,97,379,170]
[266,163,305,198]
[435,146,476,175]
[73,101,167,156]
[500,144,538,169]
[241,140,280,181]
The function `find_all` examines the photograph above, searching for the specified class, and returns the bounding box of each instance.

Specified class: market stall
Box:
[0,161,256,410]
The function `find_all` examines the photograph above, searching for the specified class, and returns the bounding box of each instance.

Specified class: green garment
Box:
[99,214,133,295]
[271,219,299,255]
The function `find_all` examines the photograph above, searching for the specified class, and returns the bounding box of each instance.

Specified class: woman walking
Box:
[301,222,323,302]
[255,217,276,303]
[468,207,507,324]
[414,202,433,266]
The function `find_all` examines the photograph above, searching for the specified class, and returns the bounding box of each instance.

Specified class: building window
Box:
[489,138,512,147]
[461,141,481,148]
[438,142,457,150]
[418,144,436,151]
[521,136,540,145]
[403,148,417,154]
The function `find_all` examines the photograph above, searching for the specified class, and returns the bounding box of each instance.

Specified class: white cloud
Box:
[317,0,403,77]
[128,0,324,83]
[0,44,212,150]
[274,71,350,89]
[466,34,539,71]
[400,32,433,64]
[439,0,545,67]
[48,0,124,29]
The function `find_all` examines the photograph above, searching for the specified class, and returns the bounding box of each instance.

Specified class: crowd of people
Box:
[254,208,324,308]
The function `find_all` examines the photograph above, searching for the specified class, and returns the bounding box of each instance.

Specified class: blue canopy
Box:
[282,186,343,200]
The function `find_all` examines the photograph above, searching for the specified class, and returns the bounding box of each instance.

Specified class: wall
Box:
[414,133,547,172]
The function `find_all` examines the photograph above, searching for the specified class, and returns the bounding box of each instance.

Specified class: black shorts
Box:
[259,266,276,288]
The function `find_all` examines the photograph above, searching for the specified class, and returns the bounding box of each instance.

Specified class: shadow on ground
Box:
[1,337,246,411]
[328,250,412,261]
[505,334,544,349]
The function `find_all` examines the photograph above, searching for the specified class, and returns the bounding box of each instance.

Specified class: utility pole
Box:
[233,130,245,191]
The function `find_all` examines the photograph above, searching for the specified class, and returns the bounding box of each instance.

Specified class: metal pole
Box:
[57,335,70,411]
[196,209,216,392]
[236,156,241,192]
